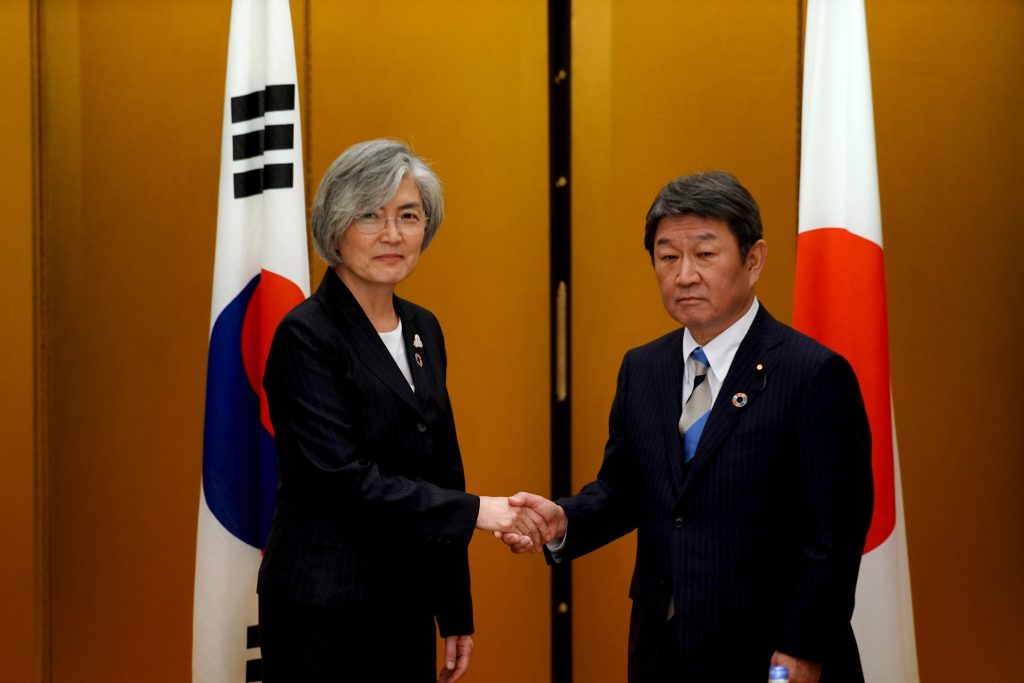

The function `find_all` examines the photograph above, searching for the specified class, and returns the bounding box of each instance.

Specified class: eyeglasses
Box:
[352,210,428,235]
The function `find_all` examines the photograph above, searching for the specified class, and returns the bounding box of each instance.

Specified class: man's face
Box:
[652,214,766,345]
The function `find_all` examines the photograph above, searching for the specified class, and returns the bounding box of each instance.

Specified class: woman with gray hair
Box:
[256,139,543,681]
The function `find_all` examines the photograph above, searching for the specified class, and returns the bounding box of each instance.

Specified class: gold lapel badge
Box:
[413,334,424,349]
[731,392,748,408]
[414,352,424,368]
[755,361,767,389]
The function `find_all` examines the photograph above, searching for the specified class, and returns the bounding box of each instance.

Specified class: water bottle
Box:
[768,665,790,682]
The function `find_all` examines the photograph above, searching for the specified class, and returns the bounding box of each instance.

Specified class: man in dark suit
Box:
[503,171,873,682]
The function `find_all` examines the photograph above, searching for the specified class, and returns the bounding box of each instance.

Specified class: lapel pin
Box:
[414,352,424,368]
[732,392,748,408]
[413,334,423,349]
[755,362,767,389]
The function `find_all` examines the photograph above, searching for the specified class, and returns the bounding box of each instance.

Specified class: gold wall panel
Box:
[868,0,1024,679]
[571,1,799,679]
[306,2,551,679]
[0,1,40,680]
[39,1,231,678]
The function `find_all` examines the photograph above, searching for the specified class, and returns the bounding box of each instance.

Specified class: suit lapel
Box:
[316,270,424,417]
[654,330,687,491]
[395,298,436,411]
[679,307,784,498]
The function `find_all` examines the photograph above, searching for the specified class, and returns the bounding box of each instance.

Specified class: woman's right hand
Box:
[475,496,548,551]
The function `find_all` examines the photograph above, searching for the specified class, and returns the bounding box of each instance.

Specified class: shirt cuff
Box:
[545,520,567,561]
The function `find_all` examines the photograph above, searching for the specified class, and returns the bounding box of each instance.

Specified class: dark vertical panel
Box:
[548,1,572,681]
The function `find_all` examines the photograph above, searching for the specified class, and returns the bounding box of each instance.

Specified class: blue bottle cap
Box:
[768,665,790,680]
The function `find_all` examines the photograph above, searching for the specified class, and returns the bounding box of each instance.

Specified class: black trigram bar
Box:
[231,84,296,123]
[247,624,261,649]
[245,658,263,682]
[234,163,294,199]
[233,124,295,161]
[246,624,262,682]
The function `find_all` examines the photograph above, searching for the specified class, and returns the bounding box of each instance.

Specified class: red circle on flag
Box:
[794,227,895,554]
[240,269,306,437]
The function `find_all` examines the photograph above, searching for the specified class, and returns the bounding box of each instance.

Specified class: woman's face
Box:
[335,175,426,293]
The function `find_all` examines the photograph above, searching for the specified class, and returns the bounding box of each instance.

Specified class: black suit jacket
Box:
[257,269,479,637]
[557,306,873,680]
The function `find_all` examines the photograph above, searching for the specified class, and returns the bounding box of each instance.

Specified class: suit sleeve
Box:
[432,542,474,637]
[264,313,480,545]
[429,321,475,636]
[555,352,640,561]
[778,353,874,660]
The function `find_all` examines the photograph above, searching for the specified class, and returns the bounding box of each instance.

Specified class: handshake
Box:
[476,492,568,554]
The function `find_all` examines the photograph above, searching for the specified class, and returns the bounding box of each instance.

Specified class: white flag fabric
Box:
[794,0,919,680]
[193,1,309,680]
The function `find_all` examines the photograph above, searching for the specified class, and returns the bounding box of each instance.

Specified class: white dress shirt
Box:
[378,319,415,392]
[681,297,759,409]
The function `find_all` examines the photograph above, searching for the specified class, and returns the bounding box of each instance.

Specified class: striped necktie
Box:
[679,347,711,463]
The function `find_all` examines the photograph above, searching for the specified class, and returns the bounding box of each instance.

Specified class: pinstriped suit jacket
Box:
[257,269,479,637]
[558,306,873,680]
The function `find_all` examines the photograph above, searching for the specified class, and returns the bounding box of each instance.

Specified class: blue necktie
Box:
[679,347,711,463]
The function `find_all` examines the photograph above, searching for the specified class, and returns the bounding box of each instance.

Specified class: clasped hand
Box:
[475,492,566,553]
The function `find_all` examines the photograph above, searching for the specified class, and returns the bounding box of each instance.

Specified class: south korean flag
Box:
[193,1,309,682]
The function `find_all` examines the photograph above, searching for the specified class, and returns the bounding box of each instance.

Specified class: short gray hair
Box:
[310,139,444,267]
[644,170,763,261]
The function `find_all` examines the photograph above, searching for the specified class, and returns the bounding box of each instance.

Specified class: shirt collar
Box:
[682,297,759,383]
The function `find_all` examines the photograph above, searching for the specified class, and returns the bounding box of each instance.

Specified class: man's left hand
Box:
[771,651,821,683]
